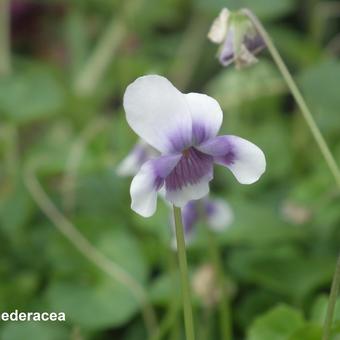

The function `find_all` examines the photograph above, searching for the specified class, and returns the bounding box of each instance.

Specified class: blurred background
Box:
[1,0,340,339]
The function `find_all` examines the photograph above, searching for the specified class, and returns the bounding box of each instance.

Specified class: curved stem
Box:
[207,230,232,340]
[0,0,10,76]
[169,11,210,90]
[150,299,180,340]
[323,254,340,340]
[241,8,340,189]
[173,206,195,340]
[73,0,143,95]
[241,8,340,339]
[61,117,109,214]
[24,159,157,338]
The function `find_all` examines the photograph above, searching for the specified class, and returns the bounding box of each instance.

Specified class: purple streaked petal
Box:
[165,148,213,192]
[197,135,266,184]
[130,154,181,217]
[124,75,192,153]
[166,172,213,207]
[244,33,265,56]
[218,27,265,67]
[185,93,223,145]
[219,29,235,66]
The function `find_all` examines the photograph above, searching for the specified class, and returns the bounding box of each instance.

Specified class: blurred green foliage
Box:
[1,0,340,339]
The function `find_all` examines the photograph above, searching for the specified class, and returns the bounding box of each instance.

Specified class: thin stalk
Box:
[24,159,157,338]
[169,11,210,90]
[74,0,142,95]
[150,299,180,340]
[323,254,340,340]
[61,117,109,214]
[207,230,232,340]
[241,8,340,189]
[0,0,11,76]
[173,206,195,340]
[241,8,340,339]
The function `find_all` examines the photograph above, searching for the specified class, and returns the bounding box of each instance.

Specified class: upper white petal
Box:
[185,93,223,143]
[124,75,192,153]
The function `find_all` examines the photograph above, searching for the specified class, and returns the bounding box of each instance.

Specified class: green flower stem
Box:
[74,0,143,95]
[24,159,157,338]
[173,206,196,340]
[0,0,10,76]
[323,254,340,340]
[241,8,340,340]
[207,230,232,340]
[169,10,210,90]
[241,8,340,189]
[150,299,180,340]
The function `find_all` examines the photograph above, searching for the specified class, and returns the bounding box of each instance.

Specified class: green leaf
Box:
[1,322,68,340]
[47,279,139,330]
[288,324,323,340]
[299,60,340,135]
[206,61,285,110]
[46,228,149,330]
[0,180,34,240]
[0,66,65,124]
[248,304,304,340]
[311,295,340,327]
[229,247,334,303]
[150,272,180,305]
[219,200,303,246]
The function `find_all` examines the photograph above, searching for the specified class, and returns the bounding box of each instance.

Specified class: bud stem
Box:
[241,8,340,340]
[0,0,11,76]
[322,254,340,340]
[173,206,196,340]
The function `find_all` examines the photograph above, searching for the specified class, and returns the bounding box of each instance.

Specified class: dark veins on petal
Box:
[165,148,213,191]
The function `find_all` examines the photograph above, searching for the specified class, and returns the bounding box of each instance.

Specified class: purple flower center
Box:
[165,148,213,191]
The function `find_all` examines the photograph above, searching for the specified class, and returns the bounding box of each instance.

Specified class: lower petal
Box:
[130,154,181,217]
[166,172,213,207]
[197,135,266,184]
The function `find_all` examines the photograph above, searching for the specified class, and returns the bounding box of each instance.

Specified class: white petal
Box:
[198,135,266,185]
[130,154,181,217]
[224,136,266,184]
[124,75,192,153]
[185,93,223,144]
[130,162,159,217]
[208,8,230,44]
[116,140,159,177]
[206,199,234,232]
[235,45,258,69]
[116,152,141,176]
[165,173,212,207]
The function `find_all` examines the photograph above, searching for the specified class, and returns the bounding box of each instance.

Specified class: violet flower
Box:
[208,8,265,68]
[173,197,234,247]
[123,75,266,217]
[116,140,159,177]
